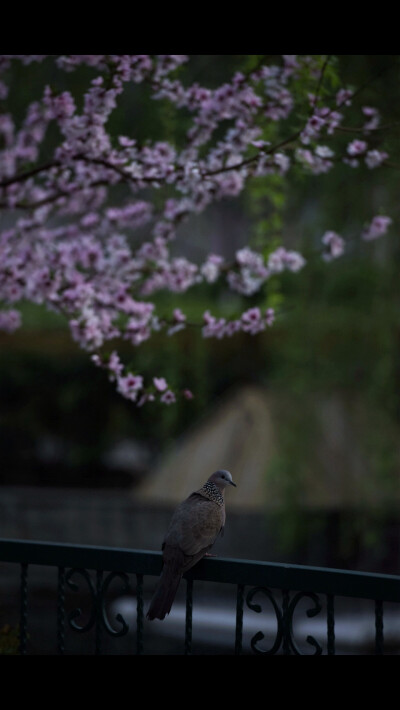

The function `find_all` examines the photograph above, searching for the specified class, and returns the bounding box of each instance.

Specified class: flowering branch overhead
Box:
[0,55,394,405]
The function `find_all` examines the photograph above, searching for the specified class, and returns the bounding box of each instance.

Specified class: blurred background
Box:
[1,55,400,628]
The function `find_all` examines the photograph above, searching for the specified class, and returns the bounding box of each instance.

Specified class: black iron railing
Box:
[0,538,399,655]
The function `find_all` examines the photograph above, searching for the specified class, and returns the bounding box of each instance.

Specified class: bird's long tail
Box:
[146,546,184,621]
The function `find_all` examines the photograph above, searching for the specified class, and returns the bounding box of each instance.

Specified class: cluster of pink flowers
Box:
[0,55,395,405]
[267,247,306,274]
[226,246,306,297]
[91,350,192,406]
[300,99,344,146]
[227,247,270,296]
[296,145,335,175]
[321,216,392,257]
[344,139,388,170]
[203,307,275,339]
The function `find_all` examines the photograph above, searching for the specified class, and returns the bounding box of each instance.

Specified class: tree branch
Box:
[202,129,302,178]
[311,55,331,112]
[0,161,60,189]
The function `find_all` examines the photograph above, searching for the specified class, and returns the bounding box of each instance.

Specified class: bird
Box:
[146,469,236,621]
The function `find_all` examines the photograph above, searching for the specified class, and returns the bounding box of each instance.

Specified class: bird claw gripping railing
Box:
[0,539,399,655]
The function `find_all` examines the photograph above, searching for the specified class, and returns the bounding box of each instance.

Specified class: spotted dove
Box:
[146,469,236,621]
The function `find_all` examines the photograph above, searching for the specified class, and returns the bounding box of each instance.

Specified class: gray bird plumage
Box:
[146,470,236,621]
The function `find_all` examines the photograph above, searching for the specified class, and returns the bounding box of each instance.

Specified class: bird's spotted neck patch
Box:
[199,481,224,507]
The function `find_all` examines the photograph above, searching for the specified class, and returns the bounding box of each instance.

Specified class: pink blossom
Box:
[200,254,224,283]
[282,55,299,75]
[161,389,176,405]
[268,247,306,274]
[137,393,155,407]
[80,212,100,228]
[296,147,333,175]
[325,110,343,135]
[0,308,21,332]
[167,308,187,335]
[236,247,263,268]
[343,157,360,168]
[183,389,194,399]
[108,351,123,378]
[284,251,306,272]
[264,88,293,121]
[251,139,270,149]
[362,216,392,241]
[347,140,367,156]
[227,248,270,296]
[265,308,275,326]
[224,320,241,337]
[241,307,265,334]
[336,89,353,106]
[153,377,168,392]
[202,311,227,338]
[117,373,144,401]
[321,231,345,261]
[362,106,380,131]
[365,150,388,169]
[106,201,153,228]
[274,152,290,174]
[296,148,314,166]
[300,114,325,144]
[315,145,334,159]
[91,354,102,367]
[173,308,186,323]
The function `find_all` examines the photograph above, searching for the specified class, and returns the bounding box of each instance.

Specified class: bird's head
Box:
[209,469,237,490]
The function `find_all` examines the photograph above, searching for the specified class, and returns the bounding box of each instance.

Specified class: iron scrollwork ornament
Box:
[66,568,131,637]
[246,587,323,655]
[287,591,323,655]
[66,568,97,632]
[246,586,283,654]
[100,571,130,637]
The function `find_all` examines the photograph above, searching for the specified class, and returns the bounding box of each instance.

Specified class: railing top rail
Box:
[1,538,399,602]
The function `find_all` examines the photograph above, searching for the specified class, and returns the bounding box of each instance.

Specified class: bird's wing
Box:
[164,493,224,558]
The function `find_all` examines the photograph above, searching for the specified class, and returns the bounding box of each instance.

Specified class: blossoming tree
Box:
[0,55,393,405]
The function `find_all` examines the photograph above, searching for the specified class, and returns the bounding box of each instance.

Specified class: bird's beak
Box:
[230,481,237,487]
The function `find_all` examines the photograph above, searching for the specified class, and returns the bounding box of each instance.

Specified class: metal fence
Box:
[0,537,399,655]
